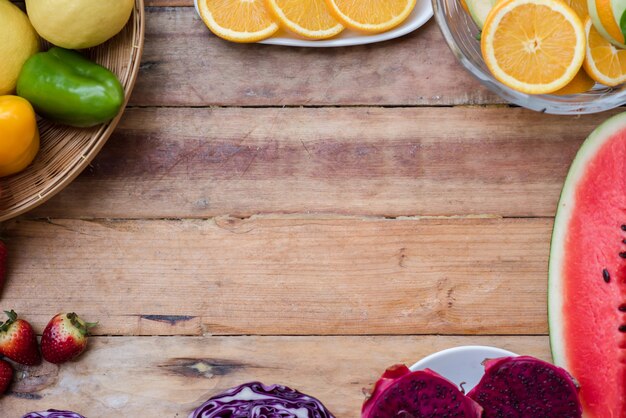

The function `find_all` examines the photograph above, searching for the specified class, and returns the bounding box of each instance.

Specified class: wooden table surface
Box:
[3,2,618,416]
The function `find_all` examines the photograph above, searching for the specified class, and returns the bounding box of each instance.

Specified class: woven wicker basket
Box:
[0,0,145,221]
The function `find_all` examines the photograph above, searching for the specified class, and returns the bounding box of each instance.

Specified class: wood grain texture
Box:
[2,335,549,417]
[30,107,611,219]
[2,216,551,336]
[129,7,498,107]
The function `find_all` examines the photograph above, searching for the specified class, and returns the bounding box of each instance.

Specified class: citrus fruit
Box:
[0,0,39,95]
[25,0,134,49]
[265,0,344,39]
[481,0,586,94]
[583,17,626,86]
[588,0,626,48]
[553,68,596,94]
[460,0,470,13]
[565,0,588,19]
[324,0,417,33]
[197,0,279,43]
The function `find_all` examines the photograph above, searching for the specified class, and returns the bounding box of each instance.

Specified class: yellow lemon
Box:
[0,0,39,95]
[26,0,134,49]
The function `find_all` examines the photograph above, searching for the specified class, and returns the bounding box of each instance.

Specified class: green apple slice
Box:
[466,0,498,28]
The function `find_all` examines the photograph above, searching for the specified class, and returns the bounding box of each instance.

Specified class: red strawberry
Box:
[41,313,97,364]
[0,240,7,296]
[0,310,40,366]
[0,359,13,395]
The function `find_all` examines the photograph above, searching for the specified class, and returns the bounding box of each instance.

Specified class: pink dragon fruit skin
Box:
[362,364,483,418]
[467,356,583,418]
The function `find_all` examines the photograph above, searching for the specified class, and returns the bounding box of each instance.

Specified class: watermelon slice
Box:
[549,112,626,418]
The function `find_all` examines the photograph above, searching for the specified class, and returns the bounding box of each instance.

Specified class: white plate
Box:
[409,345,518,392]
[194,0,433,47]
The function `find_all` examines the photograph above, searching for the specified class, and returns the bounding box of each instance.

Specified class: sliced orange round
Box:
[481,0,586,94]
[265,0,344,39]
[553,68,596,94]
[197,0,279,43]
[583,17,626,86]
[324,0,417,33]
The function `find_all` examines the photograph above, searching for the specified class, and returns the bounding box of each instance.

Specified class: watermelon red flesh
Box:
[549,112,626,418]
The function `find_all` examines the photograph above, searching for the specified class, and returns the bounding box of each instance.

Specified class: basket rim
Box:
[0,0,146,222]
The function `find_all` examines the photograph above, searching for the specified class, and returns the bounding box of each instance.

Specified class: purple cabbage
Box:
[362,364,482,417]
[189,381,335,418]
[467,356,582,418]
[22,411,85,418]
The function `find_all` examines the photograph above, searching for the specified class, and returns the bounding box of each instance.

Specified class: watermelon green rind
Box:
[548,111,626,369]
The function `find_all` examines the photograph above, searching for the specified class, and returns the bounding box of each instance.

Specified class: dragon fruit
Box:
[22,411,86,418]
[188,381,335,418]
[362,364,483,418]
[467,356,583,418]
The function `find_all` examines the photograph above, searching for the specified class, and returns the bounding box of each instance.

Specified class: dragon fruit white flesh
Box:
[22,411,86,418]
[189,381,335,418]
[467,356,583,418]
[362,364,483,418]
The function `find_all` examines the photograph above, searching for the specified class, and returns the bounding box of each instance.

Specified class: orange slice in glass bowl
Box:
[564,0,588,20]
[481,0,586,94]
[324,0,417,33]
[265,0,344,39]
[553,68,596,95]
[197,0,279,43]
[583,17,626,86]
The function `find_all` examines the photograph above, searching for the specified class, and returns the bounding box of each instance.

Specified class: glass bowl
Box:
[433,0,626,114]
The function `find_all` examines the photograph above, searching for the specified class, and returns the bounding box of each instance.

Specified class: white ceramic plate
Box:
[409,345,518,391]
[194,0,433,47]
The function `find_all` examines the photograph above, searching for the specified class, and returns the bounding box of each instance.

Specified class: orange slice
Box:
[197,0,279,43]
[564,0,588,20]
[583,17,626,86]
[594,0,624,45]
[553,68,596,94]
[324,0,417,33]
[481,0,586,94]
[265,0,344,39]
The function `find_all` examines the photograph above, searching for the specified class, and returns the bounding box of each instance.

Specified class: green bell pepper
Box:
[16,47,125,128]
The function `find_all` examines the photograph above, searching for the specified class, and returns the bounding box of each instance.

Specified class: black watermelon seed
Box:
[619,305,626,312]
[620,252,626,259]
[620,325,626,333]
[603,269,611,283]
[623,239,626,244]
[621,225,626,231]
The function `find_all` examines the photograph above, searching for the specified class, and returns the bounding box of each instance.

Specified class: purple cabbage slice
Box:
[362,364,483,418]
[467,356,583,418]
[189,381,335,418]
[22,411,86,418]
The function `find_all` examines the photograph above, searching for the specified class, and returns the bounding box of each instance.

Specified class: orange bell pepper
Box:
[0,95,39,177]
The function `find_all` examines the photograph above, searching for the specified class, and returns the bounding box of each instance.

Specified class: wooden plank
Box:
[31,107,609,219]
[130,7,498,106]
[2,335,549,416]
[2,217,551,336]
